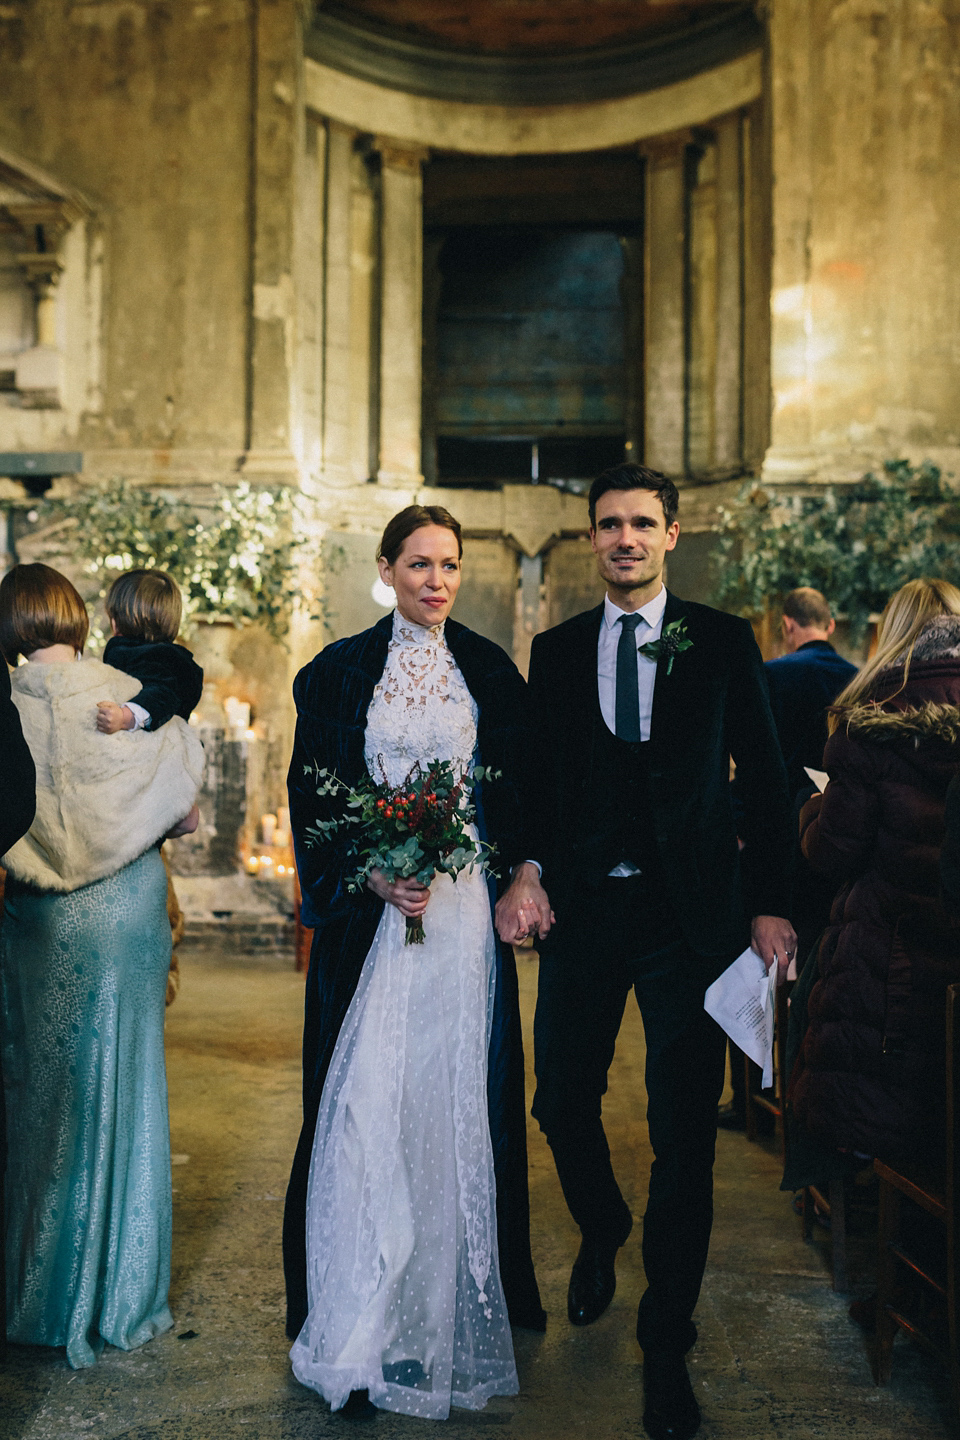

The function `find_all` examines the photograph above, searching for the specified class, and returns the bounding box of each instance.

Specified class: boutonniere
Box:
[638,618,693,675]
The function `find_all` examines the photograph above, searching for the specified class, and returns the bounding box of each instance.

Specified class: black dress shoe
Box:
[340,1389,376,1420]
[716,1101,775,1137]
[567,1234,622,1326]
[715,1102,746,1131]
[642,1350,700,1440]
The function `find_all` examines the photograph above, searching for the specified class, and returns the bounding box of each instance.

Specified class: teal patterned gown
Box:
[1,846,174,1368]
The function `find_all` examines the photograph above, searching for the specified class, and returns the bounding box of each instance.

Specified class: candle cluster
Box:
[243,806,295,883]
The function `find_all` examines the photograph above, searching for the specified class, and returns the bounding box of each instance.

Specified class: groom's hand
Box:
[495,862,555,944]
[751,914,798,985]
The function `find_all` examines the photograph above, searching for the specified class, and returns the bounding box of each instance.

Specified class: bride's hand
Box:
[366,870,431,917]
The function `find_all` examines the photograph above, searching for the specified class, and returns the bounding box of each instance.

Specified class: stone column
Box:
[245,0,302,479]
[295,112,326,484]
[321,121,355,486]
[765,0,814,482]
[686,139,717,476]
[7,199,78,409]
[643,136,688,477]
[376,140,429,486]
[349,146,377,484]
[741,100,771,471]
[713,112,743,472]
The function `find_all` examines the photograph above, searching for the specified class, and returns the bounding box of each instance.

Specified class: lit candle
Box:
[245,855,260,875]
[261,813,277,845]
[257,855,275,880]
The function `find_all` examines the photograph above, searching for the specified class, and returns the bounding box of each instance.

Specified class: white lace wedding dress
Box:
[290,612,519,1419]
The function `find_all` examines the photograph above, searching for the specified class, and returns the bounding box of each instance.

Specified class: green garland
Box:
[30,478,311,642]
[711,459,960,638]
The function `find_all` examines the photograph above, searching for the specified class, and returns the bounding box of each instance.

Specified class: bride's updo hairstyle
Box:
[0,562,89,664]
[377,504,463,565]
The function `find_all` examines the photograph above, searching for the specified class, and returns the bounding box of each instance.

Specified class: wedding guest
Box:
[95,568,203,734]
[496,464,795,1440]
[0,639,35,1348]
[0,563,202,1368]
[0,658,35,857]
[792,579,960,1170]
[722,588,857,1132]
[764,588,857,802]
[94,567,204,1006]
[284,506,543,1419]
[942,772,960,914]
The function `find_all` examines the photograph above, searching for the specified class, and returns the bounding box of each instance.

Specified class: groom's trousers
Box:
[532,874,728,1356]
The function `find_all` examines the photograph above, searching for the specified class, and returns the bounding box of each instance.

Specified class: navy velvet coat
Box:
[282,613,545,1337]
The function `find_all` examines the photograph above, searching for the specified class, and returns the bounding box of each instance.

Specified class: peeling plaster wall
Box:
[0,0,258,465]
[767,0,960,483]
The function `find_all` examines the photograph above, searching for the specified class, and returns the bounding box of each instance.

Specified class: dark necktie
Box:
[615,612,642,742]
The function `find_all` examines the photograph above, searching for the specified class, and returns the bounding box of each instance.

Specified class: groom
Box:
[496,464,796,1440]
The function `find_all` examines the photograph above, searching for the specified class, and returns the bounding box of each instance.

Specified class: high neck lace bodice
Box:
[363,610,478,787]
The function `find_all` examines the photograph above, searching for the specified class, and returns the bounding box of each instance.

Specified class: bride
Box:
[285,504,545,1418]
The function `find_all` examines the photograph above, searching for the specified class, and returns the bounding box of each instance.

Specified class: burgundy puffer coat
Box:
[792,618,960,1166]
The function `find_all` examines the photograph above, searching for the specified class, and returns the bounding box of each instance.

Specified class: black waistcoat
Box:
[587,720,663,883]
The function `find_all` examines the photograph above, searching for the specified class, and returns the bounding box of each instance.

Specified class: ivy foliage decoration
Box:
[32,478,314,642]
[710,459,960,639]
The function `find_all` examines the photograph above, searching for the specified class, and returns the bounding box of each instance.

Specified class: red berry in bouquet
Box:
[302,757,500,944]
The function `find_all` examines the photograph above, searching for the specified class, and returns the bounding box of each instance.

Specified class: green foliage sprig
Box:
[711,459,960,639]
[30,478,316,642]
[304,758,499,945]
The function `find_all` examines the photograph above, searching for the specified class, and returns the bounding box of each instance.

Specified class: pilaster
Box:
[375,140,428,486]
[246,0,304,480]
[642,135,688,476]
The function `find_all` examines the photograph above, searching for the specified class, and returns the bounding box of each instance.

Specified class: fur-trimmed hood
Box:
[843,700,960,746]
[2,656,204,893]
[894,614,960,665]
[841,615,960,748]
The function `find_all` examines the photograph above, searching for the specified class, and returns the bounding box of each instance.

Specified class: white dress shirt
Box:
[599,587,666,877]
[598,586,667,742]
[523,586,667,882]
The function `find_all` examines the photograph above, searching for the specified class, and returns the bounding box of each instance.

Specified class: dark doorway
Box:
[422,150,643,489]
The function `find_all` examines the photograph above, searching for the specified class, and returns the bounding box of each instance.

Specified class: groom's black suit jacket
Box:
[525,591,793,980]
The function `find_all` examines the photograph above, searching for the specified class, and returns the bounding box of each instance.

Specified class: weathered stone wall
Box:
[0,0,257,468]
[767,0,960,484]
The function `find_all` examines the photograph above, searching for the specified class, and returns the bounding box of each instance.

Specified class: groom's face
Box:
[590,488,680,600]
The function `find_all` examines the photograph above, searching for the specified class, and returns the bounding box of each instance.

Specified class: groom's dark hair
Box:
[588,464,680,530]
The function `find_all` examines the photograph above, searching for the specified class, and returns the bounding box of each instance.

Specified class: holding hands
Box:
[495,862,555,944]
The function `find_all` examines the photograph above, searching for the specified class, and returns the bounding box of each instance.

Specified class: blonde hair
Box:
[106,568,182,643]
[829,578,960,731]
[0,563,89,662]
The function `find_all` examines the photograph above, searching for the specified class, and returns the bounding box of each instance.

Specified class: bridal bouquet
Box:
[302,758,499,944]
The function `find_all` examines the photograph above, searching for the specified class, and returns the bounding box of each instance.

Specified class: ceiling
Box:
[320,1,746,55]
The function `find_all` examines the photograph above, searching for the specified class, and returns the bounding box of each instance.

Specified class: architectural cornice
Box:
[0,144,92,214]
[305,5,763,108]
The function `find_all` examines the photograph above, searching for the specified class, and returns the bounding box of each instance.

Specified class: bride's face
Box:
[379,524,462,628]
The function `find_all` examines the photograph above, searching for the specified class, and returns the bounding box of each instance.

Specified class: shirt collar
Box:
[603,586,667,632]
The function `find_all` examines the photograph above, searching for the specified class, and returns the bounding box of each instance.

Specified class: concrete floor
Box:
[1,943,952,1439]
